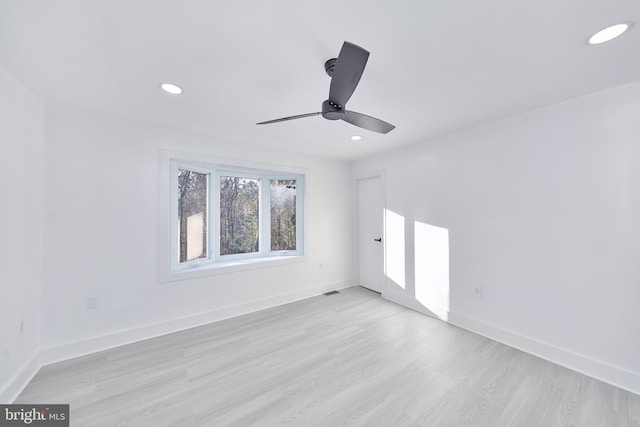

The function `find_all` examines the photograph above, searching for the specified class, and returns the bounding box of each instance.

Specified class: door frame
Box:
[354,170,387,294]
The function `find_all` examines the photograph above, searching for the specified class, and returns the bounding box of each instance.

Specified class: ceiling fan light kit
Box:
[257,41,395,134]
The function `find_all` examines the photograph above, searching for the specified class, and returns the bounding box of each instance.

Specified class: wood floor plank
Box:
[15,287,640,426]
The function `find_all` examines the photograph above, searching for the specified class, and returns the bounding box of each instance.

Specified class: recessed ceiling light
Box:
[588,23,631,45]
[350,135,362,141]
[160,82,183,95]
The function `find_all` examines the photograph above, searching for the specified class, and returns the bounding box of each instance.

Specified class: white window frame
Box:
[266,175,304,256]
[214,170,263,261]
[162,153,306,282]
[170,161,214,271]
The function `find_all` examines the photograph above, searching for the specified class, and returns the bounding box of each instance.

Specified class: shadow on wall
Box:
[384,209,450,321]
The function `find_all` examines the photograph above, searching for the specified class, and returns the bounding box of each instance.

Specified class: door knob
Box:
[374,238,382,242]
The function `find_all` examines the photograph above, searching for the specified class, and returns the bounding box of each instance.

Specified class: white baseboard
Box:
[12,283,636,402]
[381,294,640,396]
[4,280,353,402]
[447,311,640,396]
[0,353,41,403]
[40,280,354,366]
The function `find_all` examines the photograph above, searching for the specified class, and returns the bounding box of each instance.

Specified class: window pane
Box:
[270,179,297,251]
[178,169,208,262]
[220,176,260,255]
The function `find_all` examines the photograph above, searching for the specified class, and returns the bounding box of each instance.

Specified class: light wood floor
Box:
[17,286,640,426]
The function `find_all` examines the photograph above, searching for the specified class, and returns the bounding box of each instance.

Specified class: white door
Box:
[357,176,384,293]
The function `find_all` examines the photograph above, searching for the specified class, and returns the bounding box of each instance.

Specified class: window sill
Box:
[159,255,306,283]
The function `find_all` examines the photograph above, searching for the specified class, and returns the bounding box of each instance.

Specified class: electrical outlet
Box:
[319,263,324,271]
[474,287,483,298]
[87,297,98,310]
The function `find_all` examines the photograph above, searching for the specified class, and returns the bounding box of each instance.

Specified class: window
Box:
[270,179,297,251]
[177,168,209,263]
[219,175,260,256]
[169,159,304,273]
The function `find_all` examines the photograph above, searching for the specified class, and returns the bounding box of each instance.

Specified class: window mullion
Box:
[261,176,269,256]
[213,170,221,260]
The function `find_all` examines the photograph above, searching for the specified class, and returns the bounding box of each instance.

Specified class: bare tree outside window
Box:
[270,180,296,251]
[220,176,260,255]
[177,169,208,262]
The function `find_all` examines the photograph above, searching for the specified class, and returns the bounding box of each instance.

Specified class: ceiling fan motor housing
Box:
[324,58,337,76]
[322,99,344,120]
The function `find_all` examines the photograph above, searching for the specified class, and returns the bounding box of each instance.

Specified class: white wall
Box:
[40,106,353,358]
[0,66,45,401]
[353,83,640,393]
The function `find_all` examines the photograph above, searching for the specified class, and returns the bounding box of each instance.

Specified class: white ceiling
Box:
[1,0,639,160]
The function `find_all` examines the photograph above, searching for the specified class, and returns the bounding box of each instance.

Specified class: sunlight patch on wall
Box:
[385,209,405,289]
[415,221,450,320]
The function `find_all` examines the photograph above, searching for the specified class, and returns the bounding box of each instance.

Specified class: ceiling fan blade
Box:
[329,42,369,107]
[257,112,321,125]
[343,110,395,134]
